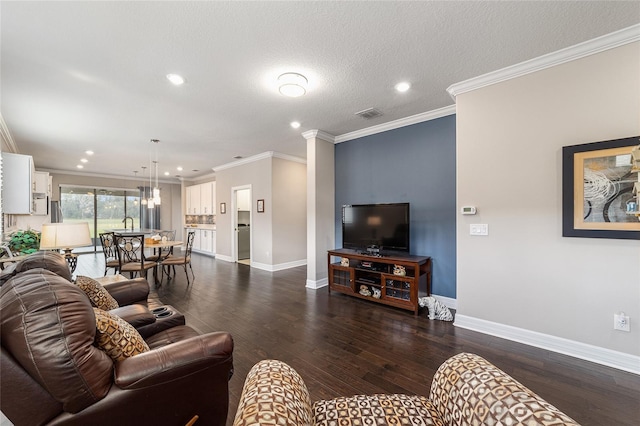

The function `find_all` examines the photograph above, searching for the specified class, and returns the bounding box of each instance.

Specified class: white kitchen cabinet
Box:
[191,229,201,251]
[2,153,35,214]
[201,182,213,214]
[186,185,201,214]
[33,171,50,216]
[200,229,213,253]
[187,228,216,257]
[237,188,251,211]
[186,181,216,215]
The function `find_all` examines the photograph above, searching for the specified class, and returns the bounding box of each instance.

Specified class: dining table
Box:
[145,239,183,285]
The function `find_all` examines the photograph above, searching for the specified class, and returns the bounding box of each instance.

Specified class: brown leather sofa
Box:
[2,251,184,338]
[1,252,234,425]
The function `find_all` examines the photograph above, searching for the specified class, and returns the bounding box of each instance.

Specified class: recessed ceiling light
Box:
[164,171,170,176]
[290,121,301,129]
[166,74,185,85]
[85,150,94,155]
[278,73,307,97]
[76,165,84,169]
[395,82,411,92]
[80,158,88,163]
[176,166,183,171]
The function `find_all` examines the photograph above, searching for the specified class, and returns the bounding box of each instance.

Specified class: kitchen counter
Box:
[184,225,216,230]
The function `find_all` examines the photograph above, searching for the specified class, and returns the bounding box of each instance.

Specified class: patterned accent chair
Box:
[233,353,580,426]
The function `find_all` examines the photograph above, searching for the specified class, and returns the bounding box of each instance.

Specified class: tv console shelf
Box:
[327,248,431,316]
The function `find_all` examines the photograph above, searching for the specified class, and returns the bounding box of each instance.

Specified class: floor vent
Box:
[355,108,383,119]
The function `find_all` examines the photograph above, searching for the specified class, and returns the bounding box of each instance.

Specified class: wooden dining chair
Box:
[160,231,195,285]
[99,232,120,276]
[115,234,157,280]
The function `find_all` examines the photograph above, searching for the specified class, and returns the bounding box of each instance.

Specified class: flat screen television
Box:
[342,203,410,254]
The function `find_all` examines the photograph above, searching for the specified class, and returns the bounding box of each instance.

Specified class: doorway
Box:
[232,186,251,265]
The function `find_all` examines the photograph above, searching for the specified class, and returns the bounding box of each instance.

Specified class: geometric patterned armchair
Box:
[233,353,580,425]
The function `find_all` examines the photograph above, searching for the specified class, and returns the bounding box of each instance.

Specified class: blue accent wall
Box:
[335,115,457,298]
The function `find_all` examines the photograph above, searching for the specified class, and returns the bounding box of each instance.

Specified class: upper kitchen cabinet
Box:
[237,188,251,211]
[186,184,201,214]
[186,181,216,215]
[33,171,51,216]
[2,152,36,214]
[202,181,216,214]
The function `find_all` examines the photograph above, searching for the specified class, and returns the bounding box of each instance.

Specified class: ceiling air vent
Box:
[355,108,383,120]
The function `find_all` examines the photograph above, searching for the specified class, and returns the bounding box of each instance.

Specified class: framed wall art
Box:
[562,136,640,240]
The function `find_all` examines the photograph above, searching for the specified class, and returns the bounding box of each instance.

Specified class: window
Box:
[60,186,141,251]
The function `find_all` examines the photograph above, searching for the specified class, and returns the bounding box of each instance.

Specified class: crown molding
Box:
[334,105,456,144]
[213,151,306,172]
[0,114,18,153]
[447,24,640,100]
[185,171,217,183]
[301,130,336,143]
[40,168,179,184]
[272,152,307,164]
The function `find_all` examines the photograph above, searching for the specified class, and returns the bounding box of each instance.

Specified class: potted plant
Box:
[7,229,41,255]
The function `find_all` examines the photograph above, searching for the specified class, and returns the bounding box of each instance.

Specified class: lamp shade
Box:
[40,223,92,250]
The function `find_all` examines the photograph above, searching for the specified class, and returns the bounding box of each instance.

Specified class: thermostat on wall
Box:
[461,206,477,215]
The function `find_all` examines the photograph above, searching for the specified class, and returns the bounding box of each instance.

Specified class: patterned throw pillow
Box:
[75,276,119,311]
[93,308,149,361]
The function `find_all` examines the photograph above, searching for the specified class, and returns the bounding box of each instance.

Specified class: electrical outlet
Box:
[614,313,630,332]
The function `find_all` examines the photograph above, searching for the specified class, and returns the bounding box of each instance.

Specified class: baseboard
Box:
[215,254,234,263]
[306,278,328,289]
[433,295,457,310]
[252,259,307,272]
[455,314,640,374]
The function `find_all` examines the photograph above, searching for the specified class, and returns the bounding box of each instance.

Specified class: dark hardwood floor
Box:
[76,252,640,426]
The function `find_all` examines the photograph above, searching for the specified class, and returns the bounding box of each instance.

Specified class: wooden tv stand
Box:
[327,248,431,315]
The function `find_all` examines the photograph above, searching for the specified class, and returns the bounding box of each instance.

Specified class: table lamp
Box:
[40,222,91,272]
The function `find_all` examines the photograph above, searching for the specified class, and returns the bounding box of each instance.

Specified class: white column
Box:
[303,130,335,289]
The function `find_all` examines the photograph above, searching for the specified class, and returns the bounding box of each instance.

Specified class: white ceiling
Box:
[2,1,639,181]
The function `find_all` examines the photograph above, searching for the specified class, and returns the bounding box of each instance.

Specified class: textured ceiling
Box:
[2,1,639,181]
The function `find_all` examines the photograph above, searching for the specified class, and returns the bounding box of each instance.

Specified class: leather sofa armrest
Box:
[102,277,150,306]
[114,332,233,389]
[109,304,155,329]
[232,359,314,426]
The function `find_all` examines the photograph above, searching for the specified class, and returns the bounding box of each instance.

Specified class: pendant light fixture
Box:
[140,166,148,206]
[147,154,155,209]
[151,139,161,206]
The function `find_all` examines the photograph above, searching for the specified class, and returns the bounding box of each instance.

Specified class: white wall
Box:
[306,134,335,287]
[215,153,307,270]
[216,157,272,264]
[272,158,306,266]
[455,43,640,362]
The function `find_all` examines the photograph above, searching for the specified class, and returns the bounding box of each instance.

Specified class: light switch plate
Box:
[470,224,488,236]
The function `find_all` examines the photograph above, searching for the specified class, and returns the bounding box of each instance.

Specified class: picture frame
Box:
[562,136,639,240]
[220,202,226,214]
[257,199,265,213]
